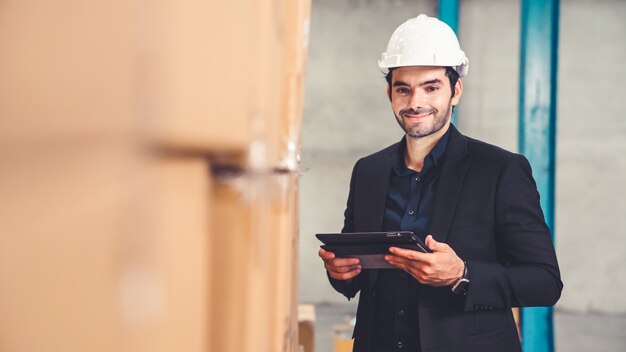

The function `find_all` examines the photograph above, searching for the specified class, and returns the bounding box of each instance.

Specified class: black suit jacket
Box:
[329,125,562,352]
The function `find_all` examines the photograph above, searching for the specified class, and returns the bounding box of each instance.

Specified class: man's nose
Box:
[408,91,427,109]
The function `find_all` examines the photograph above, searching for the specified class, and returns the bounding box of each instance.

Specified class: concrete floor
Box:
[310,302,626,352]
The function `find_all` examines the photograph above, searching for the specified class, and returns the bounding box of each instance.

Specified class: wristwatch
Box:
[451,261,469,295]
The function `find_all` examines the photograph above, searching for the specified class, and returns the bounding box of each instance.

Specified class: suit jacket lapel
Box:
[429,125,469,243]
[361,147,395,231]
[359,141,397,297]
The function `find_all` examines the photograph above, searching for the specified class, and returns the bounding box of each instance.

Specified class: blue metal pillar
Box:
[438,0,459,33]
[519,0,559,351]
[438,0,460,125]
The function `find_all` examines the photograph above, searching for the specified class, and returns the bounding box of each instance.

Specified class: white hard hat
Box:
[378,14,469,77]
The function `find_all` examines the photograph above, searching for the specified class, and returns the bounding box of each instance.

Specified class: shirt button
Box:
[408,210,415,215]
[398,310,405,316]
[397,341,404,349]
[414,176,420,181]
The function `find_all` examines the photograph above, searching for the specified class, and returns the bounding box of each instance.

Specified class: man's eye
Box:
[396,88,409,94]
[426,86,439,92]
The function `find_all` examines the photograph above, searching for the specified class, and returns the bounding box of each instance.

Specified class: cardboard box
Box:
[298,304,316,352]
[122,156,211,352]
[0,0,309,159]
[0,0,309,350]
[0,144,211,352]
[0,0,136,147]
[208,170,301,352]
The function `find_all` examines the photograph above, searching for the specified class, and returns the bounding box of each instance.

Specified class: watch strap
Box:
[451,261,469,295]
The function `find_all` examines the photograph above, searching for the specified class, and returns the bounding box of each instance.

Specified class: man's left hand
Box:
[385,234,464,287]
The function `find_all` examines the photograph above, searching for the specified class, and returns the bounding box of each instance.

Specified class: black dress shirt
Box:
[370,130,449,352]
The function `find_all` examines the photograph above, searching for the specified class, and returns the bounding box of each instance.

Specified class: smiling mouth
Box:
[404,112,432,120]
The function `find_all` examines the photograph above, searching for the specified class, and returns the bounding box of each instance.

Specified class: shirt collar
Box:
[392,127,450,176]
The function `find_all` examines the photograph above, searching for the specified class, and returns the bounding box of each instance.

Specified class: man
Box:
[318,14,562,352]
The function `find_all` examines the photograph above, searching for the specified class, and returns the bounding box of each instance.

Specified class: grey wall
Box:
[555,0,626,313]
[456,0,520,151]
[299,0,626,314]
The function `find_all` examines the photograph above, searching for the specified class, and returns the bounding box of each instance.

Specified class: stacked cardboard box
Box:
[0,0,310,351]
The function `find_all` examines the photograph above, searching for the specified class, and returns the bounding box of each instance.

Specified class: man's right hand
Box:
[318,248,362,280]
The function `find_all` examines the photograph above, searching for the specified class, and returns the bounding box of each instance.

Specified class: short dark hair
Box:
[385,66,460,98]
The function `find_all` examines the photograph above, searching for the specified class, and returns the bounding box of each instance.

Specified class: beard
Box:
[394,101,452,139]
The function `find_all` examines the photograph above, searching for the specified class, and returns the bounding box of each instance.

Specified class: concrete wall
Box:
[299,0,626,314]
[555,0,626,313]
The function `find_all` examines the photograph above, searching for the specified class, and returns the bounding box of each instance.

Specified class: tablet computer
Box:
[316,231,431,269]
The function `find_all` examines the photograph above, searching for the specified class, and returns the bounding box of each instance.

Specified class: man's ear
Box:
[386,85,392,102]
[451,78,463,106]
